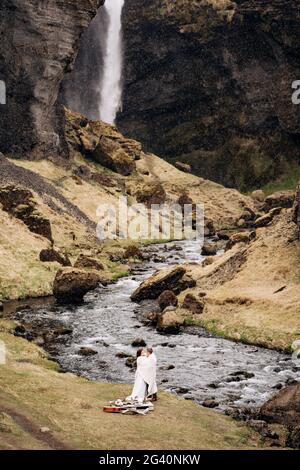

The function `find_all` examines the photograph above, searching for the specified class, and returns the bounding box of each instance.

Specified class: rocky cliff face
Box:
[0,0,104,160]
[118,0,300,190]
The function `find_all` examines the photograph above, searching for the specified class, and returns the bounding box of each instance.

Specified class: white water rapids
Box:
[99,0,125,125]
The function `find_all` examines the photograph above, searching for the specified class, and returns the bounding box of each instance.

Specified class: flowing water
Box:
[99,0,125,124]
[16,240,299,415]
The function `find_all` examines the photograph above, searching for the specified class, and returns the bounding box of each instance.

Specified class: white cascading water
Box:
[99,0,125,125]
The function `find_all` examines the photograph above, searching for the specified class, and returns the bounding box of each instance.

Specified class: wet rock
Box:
[124,245,144,260]
[53,327,73,336]
[131,265,195,302]
[145,312,159,325]
[78,347,98,356]
[158,290,178,311]
[116,352,132,359]
[251,190,265,202]
[182,293,204,314]
[74,254,104,271]
[259,383,300,428]
[217,230,231,241]
[201,243,217,256]
[204,219,215,237]
[176,387,189,394]
[131,338,146,347]
[175,162,192,173]
[53,268,101,304]
[125,356,136,368]
[40,248,71,266]
[202,399,219,409]
[254,207,282,228]
[160,364,175,371]
[263,191,295,212]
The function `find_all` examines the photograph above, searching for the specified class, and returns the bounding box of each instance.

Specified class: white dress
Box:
[128,355,158,401]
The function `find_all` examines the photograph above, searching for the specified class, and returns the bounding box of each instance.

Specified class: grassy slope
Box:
[178,211,300,350]
[0,321,264,450]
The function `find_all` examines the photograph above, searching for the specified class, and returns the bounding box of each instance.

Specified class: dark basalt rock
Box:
[0,185,53,241]
[117,0,300,191]
[0,0,104,159]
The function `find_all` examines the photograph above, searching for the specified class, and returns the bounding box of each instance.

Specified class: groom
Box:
[147,347,158,401]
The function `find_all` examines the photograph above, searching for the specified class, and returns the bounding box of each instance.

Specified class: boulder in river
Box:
[202,399,219,409]
[131,265,195,302]
[78,347,98,356]
[156,309,183,335]
[158,290,178,311]
[53,268,102,304]
[259,383,300,428]
[201,243,217,256]
[131,338,147,347]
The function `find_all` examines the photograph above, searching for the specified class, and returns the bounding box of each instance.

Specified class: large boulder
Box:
[135,182,166,207]
[40,248,71,266]
[131,265,195,302]
[259,384,300,428]
[182,293,204,314]
[92,137,136,176]
[158,290,178,311]
[263,191,295,212]
[53,268,101,304]
[74,254,104,271]
[156,310,183,334]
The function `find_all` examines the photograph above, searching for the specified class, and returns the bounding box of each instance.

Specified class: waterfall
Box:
[99,0,125,125]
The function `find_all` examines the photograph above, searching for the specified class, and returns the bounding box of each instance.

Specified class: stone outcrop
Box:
[117,0,300,190]
[0,0,104,159]
[53,268,102,304]
[65,109,139,175]
[0,185,53,241]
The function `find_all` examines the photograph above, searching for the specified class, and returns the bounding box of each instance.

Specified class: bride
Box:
[127,348,157,402]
